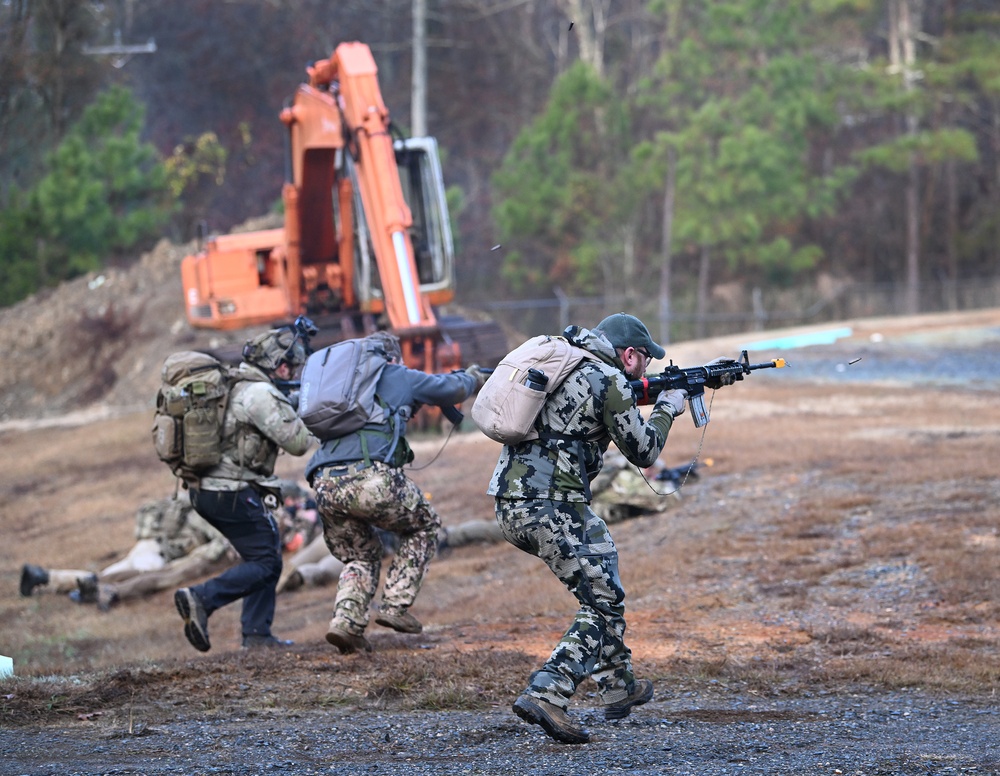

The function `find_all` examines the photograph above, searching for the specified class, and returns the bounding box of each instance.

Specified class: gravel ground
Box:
[3,689,997,775]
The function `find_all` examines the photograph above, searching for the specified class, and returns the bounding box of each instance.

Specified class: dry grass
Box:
[2,355,999,724]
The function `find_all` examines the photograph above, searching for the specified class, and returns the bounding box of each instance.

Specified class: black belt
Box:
[317,461,371,478]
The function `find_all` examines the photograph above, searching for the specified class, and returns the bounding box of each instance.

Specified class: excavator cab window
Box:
[255,249,271,285]
[394,137,454,291]
[346,137,455,308]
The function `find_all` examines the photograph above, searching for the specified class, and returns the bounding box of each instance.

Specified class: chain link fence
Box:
[468,278,1000,345]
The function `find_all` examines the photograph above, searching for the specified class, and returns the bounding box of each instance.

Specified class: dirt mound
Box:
[0,239,258,423]
[0,215,295,424]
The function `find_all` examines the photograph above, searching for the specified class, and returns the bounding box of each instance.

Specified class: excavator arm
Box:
[181,42,506,374]
[308,44,437,335]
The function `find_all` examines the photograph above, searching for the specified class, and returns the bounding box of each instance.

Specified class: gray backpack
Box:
[297,337,390,441]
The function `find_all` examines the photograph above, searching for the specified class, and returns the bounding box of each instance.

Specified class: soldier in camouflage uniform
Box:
[173,326,314,652]
[488,313,690,745]
[19,498,233,610]
[305,331,486,654]
[589,449,682,523]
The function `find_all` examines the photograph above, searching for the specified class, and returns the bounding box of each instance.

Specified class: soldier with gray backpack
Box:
[301,331,486,654]
[159,319,315,653]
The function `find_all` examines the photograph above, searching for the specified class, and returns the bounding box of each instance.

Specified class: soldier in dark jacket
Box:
[305,332,486,654]
[173,326,314,652]
[488,313,688,745]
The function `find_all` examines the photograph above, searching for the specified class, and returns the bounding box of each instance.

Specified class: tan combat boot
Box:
[512,694,590,745]
[375,610,423,634]
[604,678,654,720]
[325,622,372,654]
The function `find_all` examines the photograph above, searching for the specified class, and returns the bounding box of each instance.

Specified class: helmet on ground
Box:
[242,326,307,372]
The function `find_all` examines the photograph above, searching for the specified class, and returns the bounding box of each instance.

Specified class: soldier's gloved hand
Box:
[704,357,740,389]
[465,364,488,390]
[286,390,301,411]
[656,388,687,417]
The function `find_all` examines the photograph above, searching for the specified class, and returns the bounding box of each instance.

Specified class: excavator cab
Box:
[349,136,454,312]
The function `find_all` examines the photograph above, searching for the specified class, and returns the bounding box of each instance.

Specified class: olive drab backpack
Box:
[151,351,236,483]
[471,334,600,444]
[296,336,391,441]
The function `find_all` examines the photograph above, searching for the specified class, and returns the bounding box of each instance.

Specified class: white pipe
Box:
[392,230,421,324]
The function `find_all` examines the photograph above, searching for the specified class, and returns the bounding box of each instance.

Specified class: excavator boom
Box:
[180,42,492,372]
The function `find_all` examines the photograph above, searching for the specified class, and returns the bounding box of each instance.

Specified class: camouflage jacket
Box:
[199,363,313,492]
[487,326,674,503]
[133,498,231,561]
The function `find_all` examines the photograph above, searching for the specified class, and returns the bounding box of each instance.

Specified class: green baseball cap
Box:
[594,313,665,360]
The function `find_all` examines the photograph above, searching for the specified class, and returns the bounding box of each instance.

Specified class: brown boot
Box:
[325,623,372,655]
[174,588,211,652]
[512,694,590,745]
[604,678,654,720]
[375,610,423,634]
[75,575,99,604]
[276,570,304,594]
[96,584,120,612]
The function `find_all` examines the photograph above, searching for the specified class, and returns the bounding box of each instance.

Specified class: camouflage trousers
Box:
[494,498,634,709]
[314,461,440,635]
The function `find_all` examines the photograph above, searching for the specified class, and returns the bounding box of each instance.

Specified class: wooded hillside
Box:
[1,1,998,334]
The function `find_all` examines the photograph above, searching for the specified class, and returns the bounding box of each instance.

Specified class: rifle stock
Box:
[630,350,787,428]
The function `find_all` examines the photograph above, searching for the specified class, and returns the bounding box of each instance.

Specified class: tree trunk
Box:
[696,243,710,340]
[892,0,922,315]
[658,147,676,345]
[557,0,608,77]
[945,159,958,310]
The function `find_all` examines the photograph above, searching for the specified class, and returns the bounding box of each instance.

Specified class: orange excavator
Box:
[181,42,503,372]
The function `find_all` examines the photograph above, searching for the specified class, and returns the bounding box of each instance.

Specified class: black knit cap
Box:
[594,313,665,360]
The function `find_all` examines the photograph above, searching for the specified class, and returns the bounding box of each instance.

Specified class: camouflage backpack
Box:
[151,351,238,483]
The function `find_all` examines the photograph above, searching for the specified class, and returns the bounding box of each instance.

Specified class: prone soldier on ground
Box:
[19,497,235,611]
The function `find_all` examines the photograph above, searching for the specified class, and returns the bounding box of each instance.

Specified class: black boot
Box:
[74,575,100,604]
[19,564,49,597]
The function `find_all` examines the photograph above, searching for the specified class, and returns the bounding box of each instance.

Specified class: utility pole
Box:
[83,28,156,69]
[411,0,427,137]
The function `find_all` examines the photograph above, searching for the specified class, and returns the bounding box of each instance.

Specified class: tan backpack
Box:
[471,335,599,444]
[151,351,235,483]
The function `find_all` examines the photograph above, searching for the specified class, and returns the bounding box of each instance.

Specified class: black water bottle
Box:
[525,368,549,391]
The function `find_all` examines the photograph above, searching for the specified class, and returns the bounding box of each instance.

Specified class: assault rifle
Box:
[630,350,787,428]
